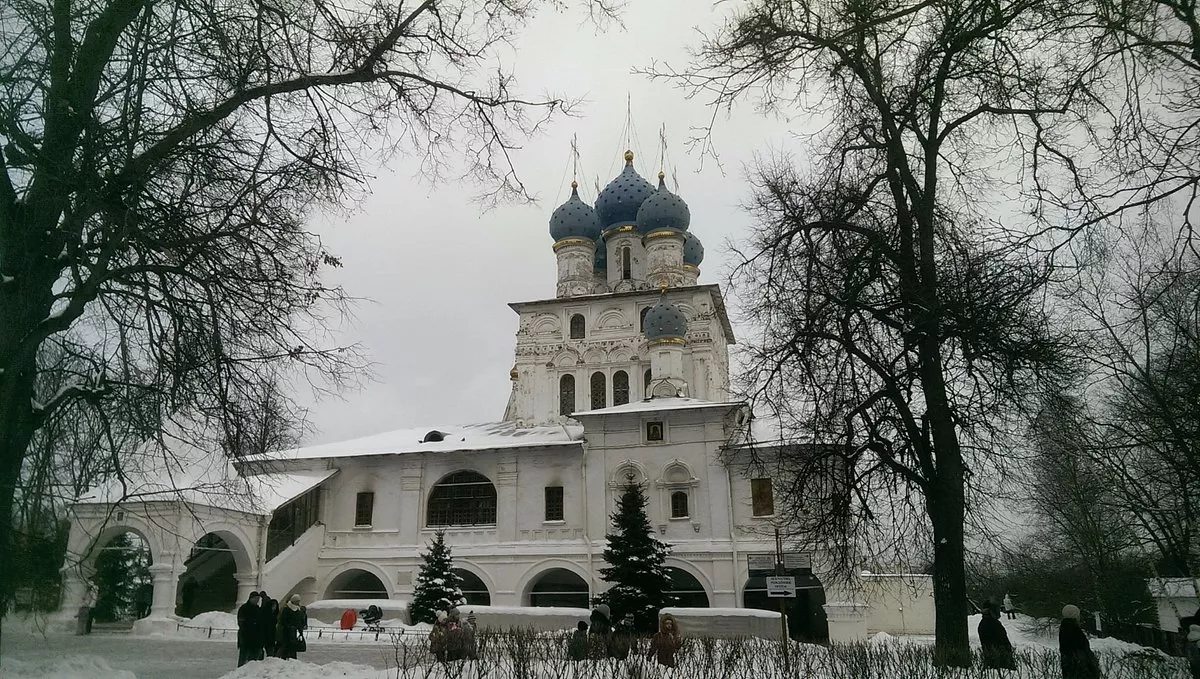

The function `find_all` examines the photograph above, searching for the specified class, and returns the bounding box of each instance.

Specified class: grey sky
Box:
[301,1,805,445]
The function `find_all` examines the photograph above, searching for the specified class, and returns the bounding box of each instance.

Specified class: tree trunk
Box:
[927,462,971,666]
[0,355,39,649]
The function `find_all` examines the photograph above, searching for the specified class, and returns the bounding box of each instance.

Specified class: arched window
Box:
[640,307,651,331]
[559,374,575,416]
[426,471,497,527]
[590,372,607,410]
[613,371,630,406]
[665,567,710,608]
[644,368,652,398]
[528,568,590,608]
[454,569,491,606]
[621,247,632,280]
[670,491,690,518]
[569,314,586,339]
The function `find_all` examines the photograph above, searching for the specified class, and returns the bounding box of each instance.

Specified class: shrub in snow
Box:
[596,481,675,633]
[410,530,465,624]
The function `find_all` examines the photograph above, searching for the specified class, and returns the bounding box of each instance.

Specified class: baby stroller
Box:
[359,604,384,632]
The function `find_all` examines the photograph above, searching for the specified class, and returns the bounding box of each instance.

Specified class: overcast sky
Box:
[300,1,812,445]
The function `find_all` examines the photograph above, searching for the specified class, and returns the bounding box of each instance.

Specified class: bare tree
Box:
[0,0,614,624]
[660,0,1090,662]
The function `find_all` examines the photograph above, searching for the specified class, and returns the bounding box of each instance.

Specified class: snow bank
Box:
[187,611,238,629]
[462,604,591,633]
[305,599,409,625]
[219,658,382,679]
[0,655,136,679]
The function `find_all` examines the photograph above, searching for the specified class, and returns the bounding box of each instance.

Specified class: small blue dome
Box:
[637,174,691,234]
[596,151,654,231]
[594,233,607,271]
[644,296,688,341]
[549,183,601,242]
[683,231,704,266]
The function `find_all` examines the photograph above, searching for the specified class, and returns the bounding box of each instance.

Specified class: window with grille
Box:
[426,471,497,527]
[354,491,374,527]
[590,372,606,410]
[751,478,775,517]
[644,369,652,398]
[559,374,575,416]
[621,247,632,280]
[569,314,586,339]
[670,491,689,519]
[646,421,664,442]
[544,486,564,522]
[613,371,629,406]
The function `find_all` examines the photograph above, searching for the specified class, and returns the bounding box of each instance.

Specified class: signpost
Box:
[773,530,790,671]
[766,576,797,598]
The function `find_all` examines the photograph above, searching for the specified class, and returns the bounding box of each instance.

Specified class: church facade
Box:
[58,151,825,636]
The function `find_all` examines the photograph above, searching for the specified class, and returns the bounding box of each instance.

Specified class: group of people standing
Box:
[565,605,683,668]
[977,600,1099,678]
[428,607,478,661]
[236,592,308,667]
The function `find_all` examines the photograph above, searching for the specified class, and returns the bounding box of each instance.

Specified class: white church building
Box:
[57,150,844,640]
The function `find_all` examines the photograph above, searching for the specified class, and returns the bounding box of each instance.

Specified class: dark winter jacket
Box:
[237,601,261,650]
[588,609,612,659]
[277,605,307,657]
[978,614,1015,670]
[1059,617,1099,679]
[1185,624,1200,679]
[568,625,588,661]
[260,599,279,652]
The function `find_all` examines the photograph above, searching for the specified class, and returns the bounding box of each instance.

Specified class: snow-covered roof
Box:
[74,432,337,515]
[573,396,741,418]
[246,421,585,462]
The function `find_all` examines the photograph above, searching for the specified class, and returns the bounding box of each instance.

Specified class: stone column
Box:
[494,457,519,543]
[133,558,180,635]
[51,564,92,633]
[235,572,259,606]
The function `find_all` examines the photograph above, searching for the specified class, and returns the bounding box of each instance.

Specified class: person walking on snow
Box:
[588,604,612,659]
[978,603,1015,670]
[648,613,683,668]
[1003,593,1016,620]
[567,621,589,661]
[236,592,262,667]
[276,594,308,660]
[1060,604,1100,679]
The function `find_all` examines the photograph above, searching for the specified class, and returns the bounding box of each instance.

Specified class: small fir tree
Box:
[409,530,465,624]
[92,532,151,622]
[597,480,675,632]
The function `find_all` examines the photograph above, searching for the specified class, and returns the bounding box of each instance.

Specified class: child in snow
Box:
[568,621,589,661]
[648,613,683,668]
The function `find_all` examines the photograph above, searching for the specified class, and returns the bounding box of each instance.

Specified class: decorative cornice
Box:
[553,237,593,252]
[648,336,688,347]
[602,224,638,238]
[682,264,700,273]
[643,229,685,242]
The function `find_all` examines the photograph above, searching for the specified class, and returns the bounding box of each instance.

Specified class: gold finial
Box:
[624,150,634,165]
[510,365,519,381]
[570,180,578,189]
[659,284,669,295]
[658,170,665,180]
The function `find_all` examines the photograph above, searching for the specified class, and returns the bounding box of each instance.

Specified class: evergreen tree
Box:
[92,532,151,622]
[597,481,675,632]
[409,530,465,624]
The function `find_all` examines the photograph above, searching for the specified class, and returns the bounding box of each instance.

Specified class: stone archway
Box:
[324,568,389,600]
[526,568,590,608]
[743,573,829,642]
[89,530,154,625]
[176,530,254,617]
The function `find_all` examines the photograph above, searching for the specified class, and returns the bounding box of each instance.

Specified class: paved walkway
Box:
[1,631,408,679]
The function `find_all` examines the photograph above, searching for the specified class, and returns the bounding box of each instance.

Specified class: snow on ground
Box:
[1,654,137,679]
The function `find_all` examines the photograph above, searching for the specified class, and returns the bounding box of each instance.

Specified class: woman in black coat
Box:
[978,605,1015,670]
[1060,605,1100,679]
[276,594,308,660]
[259,595,279,658]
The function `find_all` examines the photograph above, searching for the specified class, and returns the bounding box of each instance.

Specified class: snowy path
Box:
[1,632,410,679]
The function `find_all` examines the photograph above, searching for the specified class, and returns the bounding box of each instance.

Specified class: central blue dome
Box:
[595,151,654,231]
[644,296,688,341]
[637,174,691,234]
[549,183,602,242]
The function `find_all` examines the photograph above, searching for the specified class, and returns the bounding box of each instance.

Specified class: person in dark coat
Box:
[567,621,589,661]
[588,605,612,659]
[276,594,308,660]
[260,594,279,658]
[609,617,634,660]
[648,613,683,668]
[1060,605,1100,679]
[1184,623,1200,679]
[978,604,1015,670]
[236,592,262,667]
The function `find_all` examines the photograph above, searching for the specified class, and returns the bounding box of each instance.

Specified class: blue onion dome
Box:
[595,150,655,231]
[594,233,607,271]
[637,172,691,234]
[683,231,704,266]
[549,181,602,242]
[643,294,688,341]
